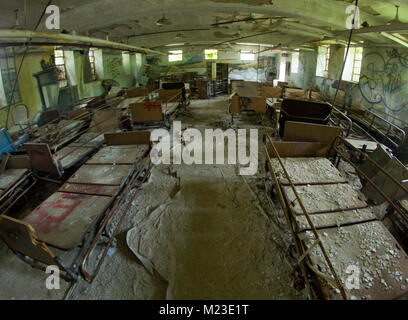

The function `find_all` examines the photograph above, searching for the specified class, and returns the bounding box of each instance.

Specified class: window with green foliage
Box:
[0,48,22,107]
[205,49,218,60]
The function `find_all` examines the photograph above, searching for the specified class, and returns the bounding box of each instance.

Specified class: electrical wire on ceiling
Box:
[332,0,359,107]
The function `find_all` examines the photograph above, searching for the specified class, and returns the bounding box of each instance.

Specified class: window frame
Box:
[88,49,97,81]
[240,50,255,61]
[290,51,300,74]
[168,50,183,62]
[205,49,218,60]
[0,47,22,108]
[54,47,68,87]
[351,47,363,83]
[316,45,330,77]
[342,46,363,83]
[324,46,330,76]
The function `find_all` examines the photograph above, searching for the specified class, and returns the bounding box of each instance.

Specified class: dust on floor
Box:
[0,95,306,300]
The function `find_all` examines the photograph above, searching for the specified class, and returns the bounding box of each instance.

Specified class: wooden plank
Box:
[130,102,164,122]
[23,192,112,250]
[0,169,29,190]
[270,157,347,185]
[75,132,105,146]
[299,221,408,300]
[126,87,148,98]
[117,96,146,109]
[6,155,31,169]
[56,146,95,169]
[282,183,368,215]
[59,183,119,197]
[67,109,91,121]
[260,86,282,98]
[0,215,57,266]
[230,95,266,114]
[230,81,261,97]
[67,164,133,185]
[86,144,148,165]
[266,140,331,158]
[104,131,151,146]
[283,121,341,144]
[158,89,181,102]
[284,88,306,99]
[24,143,60,175]
[89,108,121,133]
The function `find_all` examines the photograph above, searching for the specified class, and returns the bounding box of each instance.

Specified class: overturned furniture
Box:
[264,134,408,300]
[278,99,332,137]
[0,131,152,282]
[277,98,382,151]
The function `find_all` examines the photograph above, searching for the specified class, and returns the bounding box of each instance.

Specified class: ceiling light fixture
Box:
[380,31,408,48]
[387,5,401,25]
[156,14,172,26]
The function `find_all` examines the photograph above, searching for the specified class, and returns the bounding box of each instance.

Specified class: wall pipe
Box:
[0,29,165,56]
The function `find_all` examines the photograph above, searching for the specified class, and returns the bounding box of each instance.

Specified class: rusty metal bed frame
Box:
[264,134,408,300]
[356,110,406,149]
[0,132,152,284]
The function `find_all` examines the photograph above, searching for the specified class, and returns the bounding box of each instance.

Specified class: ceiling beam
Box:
[334,23,408,36]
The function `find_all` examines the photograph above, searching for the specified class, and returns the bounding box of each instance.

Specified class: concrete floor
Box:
[0,96,306,300]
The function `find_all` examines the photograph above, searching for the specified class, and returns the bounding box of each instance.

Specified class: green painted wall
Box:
[0,49,53,128]
[0,47,146,130]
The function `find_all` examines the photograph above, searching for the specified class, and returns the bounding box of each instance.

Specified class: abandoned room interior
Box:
[0,0,408,302]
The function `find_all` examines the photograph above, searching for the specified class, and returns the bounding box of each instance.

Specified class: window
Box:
[342,47,363,82]
[54,48,68,87]
[0,48,22,106]
[168,50,183,62]
[291,52,300,74]
[316,45,330,77]
[240,50,255,61]
[88,49,97,81]
[205,49,218,60]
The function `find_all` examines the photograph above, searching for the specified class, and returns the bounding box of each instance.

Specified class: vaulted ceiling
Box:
[1,0,408,52]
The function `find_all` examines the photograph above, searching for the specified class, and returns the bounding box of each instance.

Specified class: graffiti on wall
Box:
[228,56,277,82]
[106,55,123,79]
[316,48,408,127]
[359,49,408,115]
